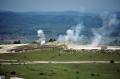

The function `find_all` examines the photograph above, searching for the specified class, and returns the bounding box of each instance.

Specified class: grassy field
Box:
[0,48,120,79]
[0,64,120,79]
[0,48,120,61]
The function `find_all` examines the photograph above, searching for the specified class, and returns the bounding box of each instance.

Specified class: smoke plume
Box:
[57,12,120,46]
[57,24,84,44]
[37,30,45,45]
[91,12,120,46]
[90,29,102,47]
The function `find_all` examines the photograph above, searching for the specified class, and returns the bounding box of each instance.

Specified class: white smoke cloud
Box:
[57,12,120,47]
[90,12,120,46]
[37,30,45,45]
[65,29,74,43]
[108,14,119,27]
[57,24,84,44]
[33,12,120,47]
[90,29,102,47]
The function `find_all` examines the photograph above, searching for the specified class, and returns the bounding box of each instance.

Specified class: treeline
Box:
[0,40,21,44]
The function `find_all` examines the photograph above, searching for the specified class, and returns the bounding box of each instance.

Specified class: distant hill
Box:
[0,11,119,44]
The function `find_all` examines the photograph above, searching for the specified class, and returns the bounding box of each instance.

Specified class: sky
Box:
[0,0,120,12]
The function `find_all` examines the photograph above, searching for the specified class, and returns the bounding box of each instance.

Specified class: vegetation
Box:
[13,40,21,44]
[0,48,120,61]
[48,38,56,42]
[0,47,120,79]
[0,64,120,79]
[110,60,115,63]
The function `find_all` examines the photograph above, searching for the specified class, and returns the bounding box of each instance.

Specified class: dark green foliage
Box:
[76,71,79,74]
[39,72,46,75]
[13,40,21,44]
[91,73,100,76]
[110,60,114,63]
[91,73,95,76]
[116,69,120,72]
[64,69,67,71]
[48,38,56,42]
[10,71,16,75]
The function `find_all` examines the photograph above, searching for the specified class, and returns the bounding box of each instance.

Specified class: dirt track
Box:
[0,60,120,64]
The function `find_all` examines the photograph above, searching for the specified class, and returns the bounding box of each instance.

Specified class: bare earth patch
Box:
[0,44,28,53]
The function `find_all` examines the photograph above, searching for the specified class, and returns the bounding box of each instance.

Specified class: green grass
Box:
[0,48,120,79]
[0,64,120,79]
[0,49,120,61]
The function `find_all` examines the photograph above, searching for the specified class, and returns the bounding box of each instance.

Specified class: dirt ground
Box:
[0,44,28,53]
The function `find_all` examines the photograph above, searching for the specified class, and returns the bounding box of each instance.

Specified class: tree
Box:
[48,38,56,42]
[13,40,21,44]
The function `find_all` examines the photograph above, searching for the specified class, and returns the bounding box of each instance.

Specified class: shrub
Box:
[48,38,56,42]
[91,73,95,76]
[39,72,46,75]
[110,60,114,63]
[91,73,100,76]
[13,40,21,44]
[76,71,79,74]
[117,69,120,72]
[64,69,67,71]
[10,71,16,75]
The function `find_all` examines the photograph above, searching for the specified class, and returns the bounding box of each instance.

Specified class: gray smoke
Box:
[37,30,45,45]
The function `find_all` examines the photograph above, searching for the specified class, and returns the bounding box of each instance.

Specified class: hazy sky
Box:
[0,0,120,12]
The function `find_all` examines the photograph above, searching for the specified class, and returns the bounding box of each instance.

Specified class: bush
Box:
[13,40,21,44]
[10,71,16,75]
[76,71,79,74]
[39,72,46,75]
[58,53,61,56]
[110,60,114,63]
[91,73,100,76]
[91,73,95,76]
[23,56,27,58]
[48,38,56,42]
[64,69,67,71]
[117,69,120,72]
